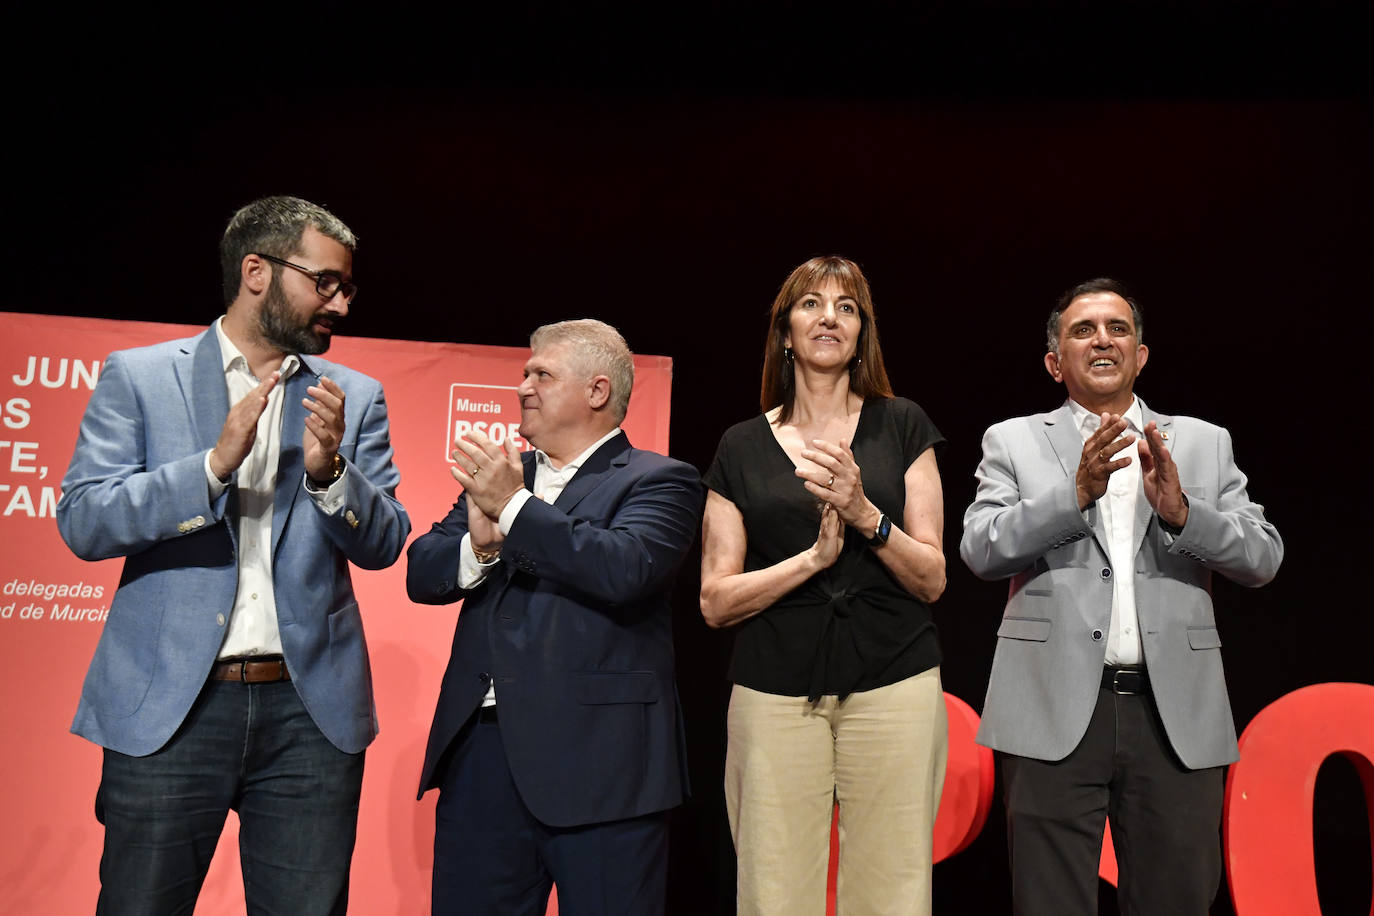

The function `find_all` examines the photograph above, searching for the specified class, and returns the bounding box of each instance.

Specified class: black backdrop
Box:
[11,5,1371,912]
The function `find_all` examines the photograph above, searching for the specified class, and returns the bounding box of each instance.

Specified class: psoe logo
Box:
[446,383,530,461]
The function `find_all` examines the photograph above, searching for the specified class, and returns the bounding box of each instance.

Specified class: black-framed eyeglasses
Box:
[255,253,358,302]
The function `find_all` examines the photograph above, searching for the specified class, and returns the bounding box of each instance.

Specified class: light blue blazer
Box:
[57,328,410,756]
[960,399,1282,770]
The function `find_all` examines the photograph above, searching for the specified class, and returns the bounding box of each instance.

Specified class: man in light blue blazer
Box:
[960,278,1282,915]
[57,196,410,915]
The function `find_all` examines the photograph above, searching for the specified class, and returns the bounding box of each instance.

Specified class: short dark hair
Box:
[1047,277,1144,353]
[219,196,357,306]
[760,256,894,422]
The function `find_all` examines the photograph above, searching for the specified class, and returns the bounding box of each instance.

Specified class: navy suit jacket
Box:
[406,432,703,827]
[57,328,410,756]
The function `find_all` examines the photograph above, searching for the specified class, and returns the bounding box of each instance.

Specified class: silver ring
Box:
[826,474,835,488]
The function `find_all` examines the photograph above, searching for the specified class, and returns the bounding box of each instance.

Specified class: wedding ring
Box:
[471,466,480,477]
[826,474,835,488]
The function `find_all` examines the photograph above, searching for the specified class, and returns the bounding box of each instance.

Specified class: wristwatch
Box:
[308,453,346,489]
[1159,492,1190,536]
[867,512,891,547]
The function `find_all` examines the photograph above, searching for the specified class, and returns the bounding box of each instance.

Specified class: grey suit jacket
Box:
[960,399,1282,770]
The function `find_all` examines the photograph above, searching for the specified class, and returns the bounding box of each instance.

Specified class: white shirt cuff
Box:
[205,451,228,499]
[459,532,502,588]
[304,465,348,514]
[499,489,534,535]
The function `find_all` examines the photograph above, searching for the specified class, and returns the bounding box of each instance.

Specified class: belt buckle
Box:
[1113,668,1144,695]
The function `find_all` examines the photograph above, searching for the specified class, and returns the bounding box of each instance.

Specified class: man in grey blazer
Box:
[960,278,1282,914]
[57,196,410,915]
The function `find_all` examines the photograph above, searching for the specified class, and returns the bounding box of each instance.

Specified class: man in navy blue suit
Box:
[407,318,703,916]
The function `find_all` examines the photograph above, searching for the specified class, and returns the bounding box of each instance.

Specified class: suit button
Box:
[478,672,491,683]
[1100,567,1112,580]
[1092,629,1103,641]
[216,613,226,626]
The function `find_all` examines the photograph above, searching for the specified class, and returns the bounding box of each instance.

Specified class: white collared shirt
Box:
[458,426,622,587]
[1069,398,1144,667]
[457,426,622,706]
[205,318,343,659]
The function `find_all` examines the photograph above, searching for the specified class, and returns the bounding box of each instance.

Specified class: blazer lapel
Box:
[181,328,239,534]
[1134,398,1174,554]
[1043,403,1082,478]
[524,452,537,491]
[1043,402,1110,557]
[182,330,230,454]
[553,432,630,514]
[271,358,315,558]
[493,453,542,598]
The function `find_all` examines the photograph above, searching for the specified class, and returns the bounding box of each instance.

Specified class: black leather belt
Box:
[1102,666,1148,695]
[211,656,290,683]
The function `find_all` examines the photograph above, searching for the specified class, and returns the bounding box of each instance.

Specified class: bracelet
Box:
[472,543,502,564]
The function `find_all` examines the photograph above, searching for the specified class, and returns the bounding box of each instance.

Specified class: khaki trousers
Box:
[726,668,948,916]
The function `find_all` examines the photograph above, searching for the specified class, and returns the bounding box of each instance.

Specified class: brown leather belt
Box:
[211,656,290,683]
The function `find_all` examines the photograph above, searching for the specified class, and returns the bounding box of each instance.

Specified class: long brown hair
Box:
[759,256,894,423]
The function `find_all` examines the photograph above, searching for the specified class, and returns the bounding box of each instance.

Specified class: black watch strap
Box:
[1159,492,1189,536]
[308,453,345,488]
[867,512,891,547]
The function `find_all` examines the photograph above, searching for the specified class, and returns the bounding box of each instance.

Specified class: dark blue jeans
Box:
[95,679,365,916]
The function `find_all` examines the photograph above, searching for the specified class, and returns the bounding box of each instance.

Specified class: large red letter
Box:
[934,692,996,860]
[1224,682,1374,915]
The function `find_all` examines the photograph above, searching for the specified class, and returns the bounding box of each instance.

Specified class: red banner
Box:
[0,311,675,914]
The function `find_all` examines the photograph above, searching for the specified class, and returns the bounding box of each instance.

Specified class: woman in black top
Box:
[701,256,948,916]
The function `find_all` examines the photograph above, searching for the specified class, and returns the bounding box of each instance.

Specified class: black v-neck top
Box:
[704,397,945,700]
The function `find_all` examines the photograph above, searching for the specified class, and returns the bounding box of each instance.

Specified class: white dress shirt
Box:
[205,318,345,659]
[457,427,623,706]
[1069,398,1144,667]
